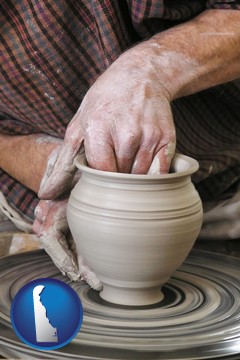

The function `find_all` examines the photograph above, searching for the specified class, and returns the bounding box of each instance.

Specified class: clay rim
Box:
[74,153,199,180]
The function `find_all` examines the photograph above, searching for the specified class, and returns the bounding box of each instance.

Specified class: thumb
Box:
[38,114,84,199]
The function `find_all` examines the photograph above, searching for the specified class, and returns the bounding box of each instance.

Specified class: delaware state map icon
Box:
[11,278,83,350]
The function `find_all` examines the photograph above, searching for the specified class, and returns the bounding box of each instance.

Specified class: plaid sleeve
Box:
[207,0,240,9]
[127,0,207,35]
[0,113,41,135]
[0,169,39,221]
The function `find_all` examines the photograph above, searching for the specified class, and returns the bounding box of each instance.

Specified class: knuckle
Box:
[32,220,41,237]
[121,129,140,145]
[161,133,176,148]
[165,128,176,142]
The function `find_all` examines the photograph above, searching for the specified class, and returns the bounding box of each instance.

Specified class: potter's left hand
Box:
[199,191,240,240]
[33,198,102,290]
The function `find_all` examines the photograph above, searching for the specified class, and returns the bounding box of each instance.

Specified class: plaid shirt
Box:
[1,0,240,220]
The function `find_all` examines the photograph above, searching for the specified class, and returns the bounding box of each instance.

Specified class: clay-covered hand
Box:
[199,191,240,240]
[38,45,176,200]
[33,198,102,290]
[78,50,176,176]
[39,9,240,202]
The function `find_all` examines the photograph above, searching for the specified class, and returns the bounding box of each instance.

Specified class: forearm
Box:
[0,133,62,193]
[119,9,240,100]
[153,9,240,98]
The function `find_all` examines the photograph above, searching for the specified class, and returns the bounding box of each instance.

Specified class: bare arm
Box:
[130,9,240,99]
[0,133,62,193]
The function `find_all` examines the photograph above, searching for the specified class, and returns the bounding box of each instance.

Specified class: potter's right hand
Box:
[33,198,102,291]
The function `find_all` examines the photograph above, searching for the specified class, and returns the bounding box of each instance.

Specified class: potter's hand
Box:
[38,47,176,200]
[33,198,102,290]
[199,191,240,240]
[39,9,240,200]
[76,53,176,176]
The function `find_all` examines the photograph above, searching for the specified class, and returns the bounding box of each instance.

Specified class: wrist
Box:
[117,41,194,101]
[118,9,240,100]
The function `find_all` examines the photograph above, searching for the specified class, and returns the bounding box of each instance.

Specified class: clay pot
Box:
[67,154,203,306]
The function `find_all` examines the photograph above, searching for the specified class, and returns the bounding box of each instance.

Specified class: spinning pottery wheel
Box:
[0,249,240,359]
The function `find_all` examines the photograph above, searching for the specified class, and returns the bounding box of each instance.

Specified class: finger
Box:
[131,124,161,174]
[33,201,54,236]
[34,200,54,223]
[38,113,84,199]
[40,227,80,281]
[199,220,240,240]
[32,218,42,237]
[131,147,156,174]
[148,141,176,175]
[78,254,103,291]
[114,129,141,173]
[84,134,118,172]
[203,201,240,223]
[84,119,142,173]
